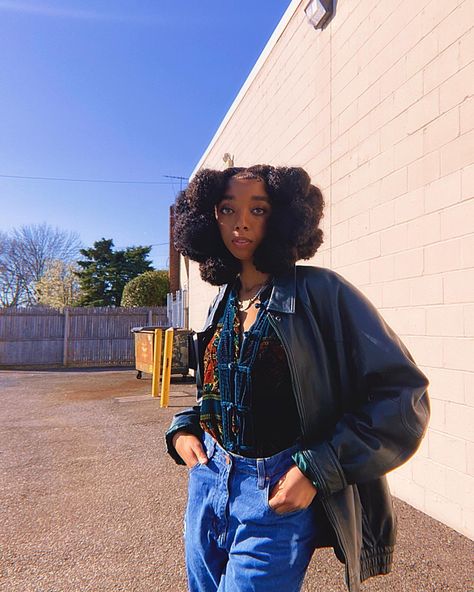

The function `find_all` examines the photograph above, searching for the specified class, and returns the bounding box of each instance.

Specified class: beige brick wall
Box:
[184,0,474,538]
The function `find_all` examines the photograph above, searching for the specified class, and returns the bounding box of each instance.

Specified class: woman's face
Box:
[214,177,272,262]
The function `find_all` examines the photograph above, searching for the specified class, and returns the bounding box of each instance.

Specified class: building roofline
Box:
[190,0,303,179]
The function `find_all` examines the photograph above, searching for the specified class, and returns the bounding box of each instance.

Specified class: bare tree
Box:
[0,224,81,306]
[0,231,23,306]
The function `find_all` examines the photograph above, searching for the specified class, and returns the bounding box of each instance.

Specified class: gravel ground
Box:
[0,369,472,592]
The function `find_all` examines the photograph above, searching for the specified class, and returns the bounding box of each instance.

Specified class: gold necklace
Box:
[237,282,270,312]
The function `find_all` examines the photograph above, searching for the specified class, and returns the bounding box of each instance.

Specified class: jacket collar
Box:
[267,264,296,313]
[204,265,296,330]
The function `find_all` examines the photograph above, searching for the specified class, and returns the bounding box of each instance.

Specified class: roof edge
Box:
[190,0,303,180]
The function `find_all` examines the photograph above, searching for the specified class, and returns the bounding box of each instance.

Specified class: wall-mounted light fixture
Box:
[223,153,234,168]
[304,0,334,29]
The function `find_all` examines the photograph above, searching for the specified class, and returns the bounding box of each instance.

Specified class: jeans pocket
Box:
[264,473,311,518]
[266,497,310,518]
[188,460,203,474]
[188,433,216,475]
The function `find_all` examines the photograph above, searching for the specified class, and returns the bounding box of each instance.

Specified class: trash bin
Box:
[131,326,192,380]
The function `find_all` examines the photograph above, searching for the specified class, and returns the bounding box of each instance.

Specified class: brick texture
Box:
[183,0,474,539]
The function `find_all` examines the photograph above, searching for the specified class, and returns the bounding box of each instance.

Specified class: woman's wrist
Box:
[172,429,192,448]
[292,451,319,493]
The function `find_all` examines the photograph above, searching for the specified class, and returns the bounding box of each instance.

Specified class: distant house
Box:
[176,0,474,539]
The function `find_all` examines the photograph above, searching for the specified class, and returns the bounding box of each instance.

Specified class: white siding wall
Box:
[184,0,474,538]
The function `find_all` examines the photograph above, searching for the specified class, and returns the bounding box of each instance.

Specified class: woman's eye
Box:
[219,206,233,214]
[252,207,267,215]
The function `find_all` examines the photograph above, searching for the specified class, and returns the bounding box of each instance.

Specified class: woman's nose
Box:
[234,212,249,230]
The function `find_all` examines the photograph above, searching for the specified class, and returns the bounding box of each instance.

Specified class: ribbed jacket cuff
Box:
[360,546,394,582]
[292,451,320,490]
[297,442,347,499]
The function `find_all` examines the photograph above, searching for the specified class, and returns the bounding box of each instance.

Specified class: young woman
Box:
[165,165,429,592]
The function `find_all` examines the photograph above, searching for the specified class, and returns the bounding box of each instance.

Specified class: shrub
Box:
[121,270,169,307]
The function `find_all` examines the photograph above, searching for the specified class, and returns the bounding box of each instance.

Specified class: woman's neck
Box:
[238,260,271,293]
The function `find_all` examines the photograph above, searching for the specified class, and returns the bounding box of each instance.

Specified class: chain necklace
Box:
[236,280,271,312]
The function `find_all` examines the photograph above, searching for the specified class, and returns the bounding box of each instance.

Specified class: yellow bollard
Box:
[151,329,162,398]
[160,328,174,407]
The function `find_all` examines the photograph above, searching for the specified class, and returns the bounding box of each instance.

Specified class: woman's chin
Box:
[231,252,254,263]
[226,246,255,262]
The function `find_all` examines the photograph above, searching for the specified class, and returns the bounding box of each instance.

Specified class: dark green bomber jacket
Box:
[165,264,430,592]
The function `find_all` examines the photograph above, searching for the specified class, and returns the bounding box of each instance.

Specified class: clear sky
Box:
[0,0,290,268]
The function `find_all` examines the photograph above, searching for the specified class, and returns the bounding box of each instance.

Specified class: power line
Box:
[114,241,169,250]
[164,175,187,191]
[118,242,169,247]
[0,173,186,186]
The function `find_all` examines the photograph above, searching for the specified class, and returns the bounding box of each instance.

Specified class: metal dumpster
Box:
[131,326,192,380]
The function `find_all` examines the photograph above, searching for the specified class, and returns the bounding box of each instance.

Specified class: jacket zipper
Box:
[268,312,353,589]
[321,498,353,589]
[267,313,309,438]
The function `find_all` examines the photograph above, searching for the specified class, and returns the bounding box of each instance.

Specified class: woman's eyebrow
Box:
[221,195,270,201]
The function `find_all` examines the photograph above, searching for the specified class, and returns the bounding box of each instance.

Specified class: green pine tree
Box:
[76,238,153,306]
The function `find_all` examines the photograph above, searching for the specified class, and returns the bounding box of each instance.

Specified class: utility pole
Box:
[164,175,187,191]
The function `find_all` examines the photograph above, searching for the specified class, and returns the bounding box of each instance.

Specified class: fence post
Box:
[63,308,70,367]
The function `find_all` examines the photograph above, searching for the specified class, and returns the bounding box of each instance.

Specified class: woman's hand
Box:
[268,465,317,514]
[172,432,208,469]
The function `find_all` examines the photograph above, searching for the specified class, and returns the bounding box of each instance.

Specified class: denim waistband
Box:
[202,431,301,485]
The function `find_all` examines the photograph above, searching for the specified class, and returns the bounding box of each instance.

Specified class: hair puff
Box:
[173,165,324,285]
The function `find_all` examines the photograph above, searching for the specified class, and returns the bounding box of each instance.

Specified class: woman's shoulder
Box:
[294,264,372,308]
[295,264,347,289]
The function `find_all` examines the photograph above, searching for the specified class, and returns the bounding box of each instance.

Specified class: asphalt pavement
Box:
[1,369,472,592]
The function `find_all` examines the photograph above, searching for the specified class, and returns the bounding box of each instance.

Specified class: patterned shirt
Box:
[199,283,301,457]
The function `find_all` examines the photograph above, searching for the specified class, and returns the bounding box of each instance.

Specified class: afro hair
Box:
[173,165,324,285]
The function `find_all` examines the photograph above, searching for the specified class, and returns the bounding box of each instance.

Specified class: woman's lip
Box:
[232,238,251,245]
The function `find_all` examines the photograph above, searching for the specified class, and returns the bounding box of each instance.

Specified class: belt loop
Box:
[257,459,266,490]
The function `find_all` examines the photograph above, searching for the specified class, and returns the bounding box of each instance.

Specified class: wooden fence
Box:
[0,306,168,368]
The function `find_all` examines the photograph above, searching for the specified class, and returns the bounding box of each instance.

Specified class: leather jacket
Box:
[165,265,430,592]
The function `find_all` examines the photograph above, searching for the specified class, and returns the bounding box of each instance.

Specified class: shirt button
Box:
[274,315,281,322]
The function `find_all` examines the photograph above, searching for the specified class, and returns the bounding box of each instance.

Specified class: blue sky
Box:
[0,0,290,268]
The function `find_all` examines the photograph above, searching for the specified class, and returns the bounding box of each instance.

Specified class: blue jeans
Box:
[184,432,320,592]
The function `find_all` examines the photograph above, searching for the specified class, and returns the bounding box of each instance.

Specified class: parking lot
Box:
[1,369,472,591]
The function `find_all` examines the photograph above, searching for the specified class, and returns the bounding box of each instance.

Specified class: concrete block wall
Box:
[184,0,474,538]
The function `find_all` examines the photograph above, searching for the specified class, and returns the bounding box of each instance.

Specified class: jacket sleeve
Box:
[165,333,205,464]
[164,292,222,465]
[293,277,430,499]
